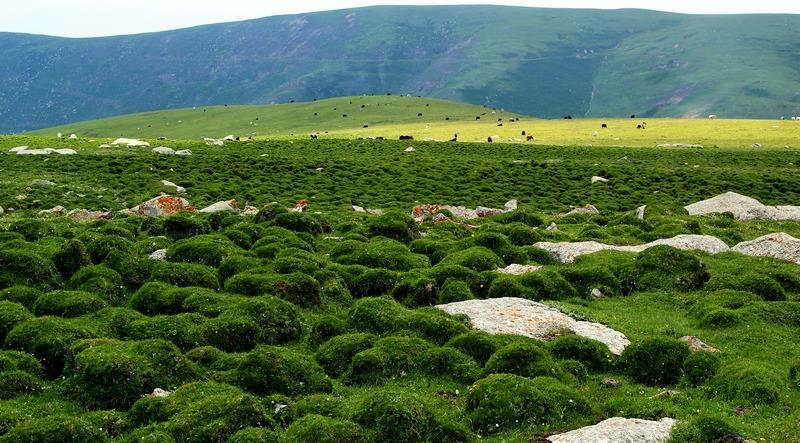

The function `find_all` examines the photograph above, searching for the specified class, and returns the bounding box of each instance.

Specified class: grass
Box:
[1,134,800,441]
[29,96,800,148]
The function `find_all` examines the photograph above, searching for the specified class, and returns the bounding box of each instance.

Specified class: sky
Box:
[3,0,800,38]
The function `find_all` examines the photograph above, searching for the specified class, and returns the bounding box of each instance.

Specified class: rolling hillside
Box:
[3,6,800,133]
[30,96,525,139]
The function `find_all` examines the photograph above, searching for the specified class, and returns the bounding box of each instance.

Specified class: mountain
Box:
[2,5,800,133]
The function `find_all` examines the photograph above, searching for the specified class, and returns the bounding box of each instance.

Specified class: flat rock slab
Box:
[496,264,543,275]
[124,195,195,217]
[732,232,800,264]
[547,417,677,443]
[436,297,629,355]
[199,200,238,213]
[685,192,800,221]
[535,234,729,264]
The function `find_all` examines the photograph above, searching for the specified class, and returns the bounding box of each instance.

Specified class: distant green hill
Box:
[3,5,800,133]
[30,96,527,139]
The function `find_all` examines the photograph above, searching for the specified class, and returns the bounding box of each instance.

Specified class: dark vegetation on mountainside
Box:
[3,5,800,133]
[0,136,799,440]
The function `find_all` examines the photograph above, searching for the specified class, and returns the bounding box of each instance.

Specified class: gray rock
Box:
[496,264,542,275]
[31,179,56,187]
[535,234,729,264]
[38,206,66,217]
[199,200,238,213]
[680,336,719,353]
[636,205,647,220]
[685,192,800,221]
[148,249,167,260]
[152,147,175,155]
[436,297,629,355]
[175,149,193,156]
[547,417,677,443]
[561,204,599,217]
[732,232,800,264]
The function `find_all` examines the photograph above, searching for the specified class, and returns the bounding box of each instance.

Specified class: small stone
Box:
[680,335,719,353]
[31,179,56,186]
[148,249,167,260]
[38,206,66,217]
[601,378,621,388]
[591,176,609,183]
[590,288,604,298]
[547,222,558,231]
[150,388,171,397]
[352,205,366,213]
[175,149,193,156]
[404,146,416,152]
[496,264,542,275]
[636,205,647,220]
[152,147,175,155]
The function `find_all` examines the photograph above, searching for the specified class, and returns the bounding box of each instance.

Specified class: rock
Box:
[475,206,505,217]
[241,205,259,216]
[590,288,604,298]
[9,146,28,152]
[161,180,186,194]
[126,195,195,217]
[601,378,621,388]
[31,179,56,187]
[404,146,416,152]
[504,199,518,211]
[535,234,730,264]
[289,199,308,213]
[55,149,77,155]
[352,205,366,213]
[636,205,647,220]
[546,222,558,231]
[152,147,175,155]
[431,213,451,224]
[752,143,762,148]
[561,204,599,217]
[68,134,77,139]
[649,390,680,399]
[591,176,609,184]
[685,192,800,221]
[150,388,171,397]
[436,297,630,355]
[222,135,236,141]
[547,417,677,443]
[680,336,719,353]
[496,264,542,275]
[366,208,384,216]
[38,206,66,217]
[111,138,150,147]
[732,232,800,264]
[15,195,26,201]
[175,149,193,156]
[0,207,3,215]
[98,144,111,148]
[16,147,76,155]
[67,209,113,222]
[148,249,167,260]
[204,138,224,146]
[199,199,238,213]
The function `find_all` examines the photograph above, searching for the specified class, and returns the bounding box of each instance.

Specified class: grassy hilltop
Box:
[31,95,800,148]
[4,6,800,133]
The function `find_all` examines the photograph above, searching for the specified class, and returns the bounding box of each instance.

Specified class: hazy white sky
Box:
[3,0,800,38]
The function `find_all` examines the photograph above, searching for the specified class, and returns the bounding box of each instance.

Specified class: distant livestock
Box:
[521,131,526,136]
[310,132,319,139]
[418,113,423,116]
[526,135,534,141]
[487,137,493,143]
[601,123,607,128]
[708,114,717,119]
[564,115,572,119]
[630,115,636,118]
[476,116,481,120]
[399,135,414,140]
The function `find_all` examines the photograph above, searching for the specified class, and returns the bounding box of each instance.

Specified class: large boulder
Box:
[125,195,195,217]
[436,297,629,355]
[112,138,150,147]
[535,234,729,264]
[685,192,800,221]
[199,199,238,213]
[732,232,800,264]
[547,417,677,443]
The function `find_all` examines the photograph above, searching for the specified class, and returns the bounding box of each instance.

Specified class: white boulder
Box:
[199,200,238,213]
[732,232,800,264]
[152,147,175,155]
[535,234,729,264]
[547,417,677,443]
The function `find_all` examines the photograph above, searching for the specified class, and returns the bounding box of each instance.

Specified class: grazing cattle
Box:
[487,137,493,143]
[310,133,319,139]
[498,118,503,122]
[158,137,167,140]
[445,117,450,120]
[708,114,717,119]
[521,131,526,135]
[641,121,647,128]
[476,116,481,120]
[637,124,643,129]
[449,134,458,142]
[630,114,636,118]
[564,115,572,119]
[376,137,384,140]
[313,112,318,116]
[601,123,607,128]
[426,104,430,107]
[497,123,503,127]
[342,114,348,118]
[400,135,414,140]
[526,135,534,141]
[363,124,369,128]
[361,104,366,108]
[418,113,423,116]
[481,112,486,115]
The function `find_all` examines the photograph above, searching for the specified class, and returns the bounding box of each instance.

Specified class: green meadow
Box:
[1,126,800,442]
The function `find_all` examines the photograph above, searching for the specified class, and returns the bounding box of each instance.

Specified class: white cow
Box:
[708,114,717,119]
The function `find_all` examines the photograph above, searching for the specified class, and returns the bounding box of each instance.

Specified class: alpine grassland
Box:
[1,131,800,441]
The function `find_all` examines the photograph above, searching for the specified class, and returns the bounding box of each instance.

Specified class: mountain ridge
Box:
[2,5,800,132]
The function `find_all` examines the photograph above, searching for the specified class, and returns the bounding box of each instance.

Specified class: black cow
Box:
[400,135,414,140]
[564,115,572,119]
[487,137,493,143]
[521,131,526,136]
[601,123,607,128]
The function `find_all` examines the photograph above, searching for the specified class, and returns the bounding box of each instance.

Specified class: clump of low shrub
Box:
[64,338,196,408]
[151,262,219,290]
[33,290,107,317]
[633,246,709,291]
[0,286,42,309]
[550,335,612,371]
[0,302,33,343]
[438,247,504,272]
[0,249,61,291]
[53,239,91,278]
[483,341,558,378]
[620,337,690,386]
[0,370,43,399]
[4,316,94,377]
[667,414,740,443]
[366,213,418,243]
[86,235,133,263]
[316,333,376,378]
[414,347,481,383]
[437,279,474,304]
[346,336,433,385]
[0,416,108,443]
[67,265,125,305]
[353,390,438,442]
[234,345,332,396]
[162,214,211,239]
[274,212,324,234]
[225,272,321,307]
[683,351,720,385]
[445,331,498,366]
[466,374,589,434]
[711,361,783,405]
[284,414,366,443]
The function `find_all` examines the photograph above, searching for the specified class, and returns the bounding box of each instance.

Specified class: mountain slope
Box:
[29,95,526,139]
[2,5,800,133]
